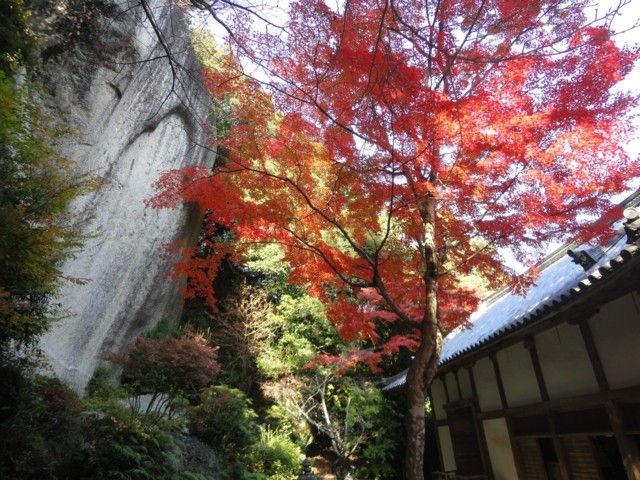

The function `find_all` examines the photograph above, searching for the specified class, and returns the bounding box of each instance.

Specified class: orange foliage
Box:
[151,0,639,370]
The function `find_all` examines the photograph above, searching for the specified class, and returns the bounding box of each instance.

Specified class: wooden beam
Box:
[577,319,640,478]
[588,436,606,480]
[428,389,447,472]
[466,364,494,474]
[471,403,495,480]
[461,364,495,479]
[606,400,640,480]
[522,337,573,477]
[578,320,610,392]
[524,336,550,402]
[477,384,640,420]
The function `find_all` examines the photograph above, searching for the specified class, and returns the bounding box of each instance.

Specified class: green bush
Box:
[82,367,216,480]
[0,366,215,480]
[0,374,85,479]
[243,428,301,480]
[257,332,316,378]
[349,386,402,480]
[0,70,87,347]
[0,0,37,74]
[81,405,211,480]
[189,386,258,451]
[264,404,312,448]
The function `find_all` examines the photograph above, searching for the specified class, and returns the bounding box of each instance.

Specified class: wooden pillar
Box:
[524,336,549,402]
[467,364,494,480]
[547,413,574,480]
[578,320,609,392]
[490,353,525,480]
[454,369,463,400]
[428,388,446,473]
[524,337,573,480]
[467,364,479,400]
[442,375,451,404]
[490,354,508,409]
[606,401,640,480]
[578,319,640,480]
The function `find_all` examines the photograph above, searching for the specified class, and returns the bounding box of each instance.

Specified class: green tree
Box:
[0,71,86,348]
[0,0,37,74]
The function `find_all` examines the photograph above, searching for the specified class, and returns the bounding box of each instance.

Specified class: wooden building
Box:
[383,205,640,480]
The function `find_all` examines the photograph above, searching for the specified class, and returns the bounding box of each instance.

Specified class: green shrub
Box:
[189,386,258,452]
[0,374,85,479]
[146,317,183,340]
[0,0,37,74]
[82,367,215,480]
[257,333,316,378]
[81,404,212,480]
[0,70,87,347]
[84,406,173,476]
[349,386,402,480]
[85,365,127,406]
[264,404,312,448]
[243,428,301,480]
[188,385,259,478]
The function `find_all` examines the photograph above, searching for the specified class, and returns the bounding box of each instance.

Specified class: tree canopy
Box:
[151,1,640,477]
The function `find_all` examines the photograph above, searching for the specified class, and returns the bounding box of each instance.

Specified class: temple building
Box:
[384,199,640,480]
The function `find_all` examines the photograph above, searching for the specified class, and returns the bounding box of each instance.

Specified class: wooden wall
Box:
[431,290,640,480]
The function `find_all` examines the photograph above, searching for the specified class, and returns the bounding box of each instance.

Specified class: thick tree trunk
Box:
[403,312,440,479]
[403,198,441,480]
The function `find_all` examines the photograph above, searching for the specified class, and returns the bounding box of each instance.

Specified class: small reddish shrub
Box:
[112,332,221,399]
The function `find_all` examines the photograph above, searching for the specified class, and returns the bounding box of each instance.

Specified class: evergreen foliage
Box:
[0,0,37,74]
[244,428,302,480]
[0,71,87,347]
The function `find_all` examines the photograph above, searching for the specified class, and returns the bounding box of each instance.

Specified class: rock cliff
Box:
[35,0,213,391]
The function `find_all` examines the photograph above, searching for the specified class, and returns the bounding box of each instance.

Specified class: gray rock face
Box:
[36,0,214,392]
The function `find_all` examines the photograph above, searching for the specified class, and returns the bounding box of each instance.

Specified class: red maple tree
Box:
[152,1,639,477]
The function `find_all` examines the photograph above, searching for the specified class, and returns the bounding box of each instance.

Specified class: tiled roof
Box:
[381,234,640,392]
[441,235,637,364]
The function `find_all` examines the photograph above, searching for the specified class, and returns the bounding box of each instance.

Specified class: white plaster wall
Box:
[445,372,460,402]
[437,425,457,472]
[474,357,503,412]
[458,368,474,400]
[483,418,519,480]
[498,343,541,407]
[431,377,448,420]
[536,322,599,399]
[589,292,640,389]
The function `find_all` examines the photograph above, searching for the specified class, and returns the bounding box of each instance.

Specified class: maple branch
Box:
[375,149,397,258]
[438,233,507,277]
[217,0,287,31]
[280,226,374,289]
[358,0,389,104]
[226,160,377,267]
[434,0,487,92]
[138,0,179,119]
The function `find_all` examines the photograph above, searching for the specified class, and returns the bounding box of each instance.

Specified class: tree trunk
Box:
[403,198,441,480]
[403,313,440,480]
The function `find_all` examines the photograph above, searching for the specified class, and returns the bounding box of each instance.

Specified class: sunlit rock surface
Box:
[36,0,213,392]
